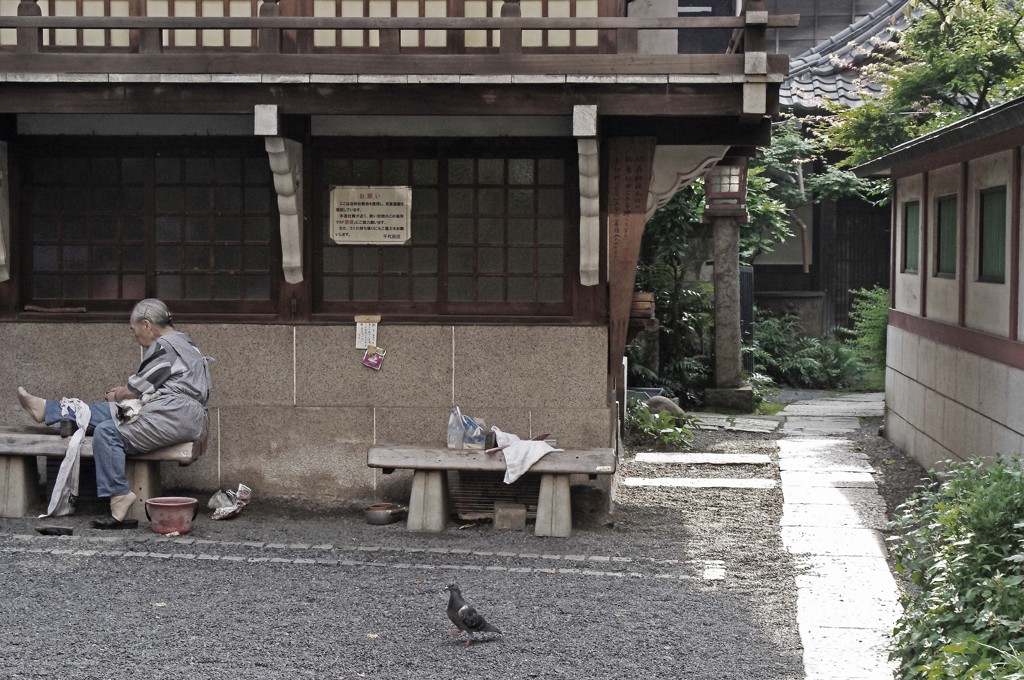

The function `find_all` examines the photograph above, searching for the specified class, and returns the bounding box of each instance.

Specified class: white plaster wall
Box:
[895,176,922,313]
[925,165,960,323]
[885,325,1024,471]
[964,153,1012,337]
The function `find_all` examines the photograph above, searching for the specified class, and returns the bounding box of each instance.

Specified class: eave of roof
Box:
[854,96,1024,177]
[780,0,911,112]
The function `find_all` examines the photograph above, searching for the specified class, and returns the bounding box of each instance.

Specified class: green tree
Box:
[827,0,1024,166]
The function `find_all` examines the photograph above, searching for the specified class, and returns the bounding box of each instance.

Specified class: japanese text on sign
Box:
[330,185,412,245]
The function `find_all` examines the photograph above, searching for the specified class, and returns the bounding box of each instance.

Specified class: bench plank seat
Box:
[0,424,205,521]
[367,446,615,475]
[0,426,199,464]
[367,445,615,537]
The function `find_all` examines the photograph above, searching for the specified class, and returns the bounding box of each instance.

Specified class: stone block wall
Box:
[1,322,614,506]
[885,325,1024,470]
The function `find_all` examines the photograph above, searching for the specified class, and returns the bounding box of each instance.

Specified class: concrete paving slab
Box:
[780,470,877,488]
[783,484,885,508]
[620,477,777,489]
[784,403,883,417]
[693,414,731,428]
[781,526,888,558]
[726,417,780,433]
[798,593,900,630]
[634,452,772,465]
[781,502,888,529]
[777,453,872,472]
[800,626,896,680]
[783,416,863,435]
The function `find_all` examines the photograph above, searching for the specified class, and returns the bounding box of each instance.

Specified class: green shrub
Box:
[751,310,866,389]
[844,286,889,389]
[623,400,697,450]
[888,457,1024,679]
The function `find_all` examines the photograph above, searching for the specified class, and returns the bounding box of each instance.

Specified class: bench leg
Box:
[535,473,572,538]
[407,470,449,532]
[0,456,37,517]
[125,460,161,522]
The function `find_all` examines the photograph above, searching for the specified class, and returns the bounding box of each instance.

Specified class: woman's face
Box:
[129,319,160,348]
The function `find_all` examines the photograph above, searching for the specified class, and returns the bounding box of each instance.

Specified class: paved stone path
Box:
[779,393,899,680]
[624,392,900,679]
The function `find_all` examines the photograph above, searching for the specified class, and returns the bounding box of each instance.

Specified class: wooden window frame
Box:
[934,194,957,278]
[311,137,581,321]
[902,200,920,274]
[978,185,1007,284]
[17,136,281,318]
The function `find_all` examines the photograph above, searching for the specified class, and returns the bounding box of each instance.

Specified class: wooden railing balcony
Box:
[0,0,796,77]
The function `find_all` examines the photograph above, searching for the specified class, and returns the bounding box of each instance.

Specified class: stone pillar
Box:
[712,215,742,388]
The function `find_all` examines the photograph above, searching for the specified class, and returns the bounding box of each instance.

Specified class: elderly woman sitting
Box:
[17,298,212,529]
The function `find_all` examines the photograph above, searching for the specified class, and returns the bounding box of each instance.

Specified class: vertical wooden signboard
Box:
[607,137,656,390]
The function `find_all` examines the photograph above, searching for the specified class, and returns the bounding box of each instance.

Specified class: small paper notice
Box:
[355,322,377,350]
[363,345,386,370]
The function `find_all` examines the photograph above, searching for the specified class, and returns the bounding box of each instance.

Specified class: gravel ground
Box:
[0,390,924,679]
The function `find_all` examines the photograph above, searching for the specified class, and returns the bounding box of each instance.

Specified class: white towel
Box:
[40,398,91,518]
[492,426,560,484]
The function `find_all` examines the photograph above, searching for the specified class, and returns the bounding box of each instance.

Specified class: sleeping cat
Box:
[115,391,158,425]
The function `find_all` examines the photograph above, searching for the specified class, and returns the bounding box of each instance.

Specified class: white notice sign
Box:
[355,322,377,350]
[330,185,411,245]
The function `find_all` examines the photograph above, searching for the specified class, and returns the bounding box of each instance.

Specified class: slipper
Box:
[36,526,74,536]
[90,514,139,530]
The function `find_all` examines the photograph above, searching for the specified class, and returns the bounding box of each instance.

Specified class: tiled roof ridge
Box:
[788,0,911,78]
[780,0,919,111]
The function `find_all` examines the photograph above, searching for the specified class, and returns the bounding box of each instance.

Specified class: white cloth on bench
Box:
[493,427,558,484]
[41,398,91,518]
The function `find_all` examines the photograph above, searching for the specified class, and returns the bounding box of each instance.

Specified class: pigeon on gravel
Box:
[445,583,502,646]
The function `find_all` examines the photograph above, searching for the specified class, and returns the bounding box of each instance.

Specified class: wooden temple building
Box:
[0,0,792,509]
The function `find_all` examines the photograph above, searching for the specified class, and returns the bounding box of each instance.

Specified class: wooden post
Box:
[259,0,282,54]
[16,0,41,54]
[500,0,521,55]
[380,27,400,54]
[616,28,636,54]
[607,137,657,399]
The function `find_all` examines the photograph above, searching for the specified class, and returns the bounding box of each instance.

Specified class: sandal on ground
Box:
[90,514,139,530]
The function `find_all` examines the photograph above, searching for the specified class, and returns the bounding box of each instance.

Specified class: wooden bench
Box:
[0,424,206,521]
[367,446,616,538]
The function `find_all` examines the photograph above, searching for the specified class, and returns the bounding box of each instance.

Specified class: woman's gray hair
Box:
[130,298,174,327]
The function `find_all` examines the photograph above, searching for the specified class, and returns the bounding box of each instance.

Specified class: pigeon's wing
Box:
[458,604,501,634]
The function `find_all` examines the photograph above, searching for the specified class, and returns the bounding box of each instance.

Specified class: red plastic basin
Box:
[145,496,199,534]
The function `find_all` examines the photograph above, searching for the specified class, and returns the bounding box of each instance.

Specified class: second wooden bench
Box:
[367,445,616,537]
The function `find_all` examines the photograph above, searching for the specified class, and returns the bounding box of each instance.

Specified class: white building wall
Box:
[886,325,1024,470]
[964,153,1012,336]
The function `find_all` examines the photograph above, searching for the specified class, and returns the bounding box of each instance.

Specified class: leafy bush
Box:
[844,286,889,389]
[623,400,697,450]
[888,457,1024,679]
[751,310,866,389]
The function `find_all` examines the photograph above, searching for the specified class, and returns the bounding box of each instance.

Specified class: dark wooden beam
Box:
[0,52,788,76]
[0,83,762,118]
[601,116,770,146]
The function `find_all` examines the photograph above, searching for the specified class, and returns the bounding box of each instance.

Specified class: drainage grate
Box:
[448,471,541,520]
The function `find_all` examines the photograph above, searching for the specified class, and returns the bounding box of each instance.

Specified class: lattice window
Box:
[24,141,278,313]
[146,0,258,48]
[316,141,572,316]
[23,0,132,48]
